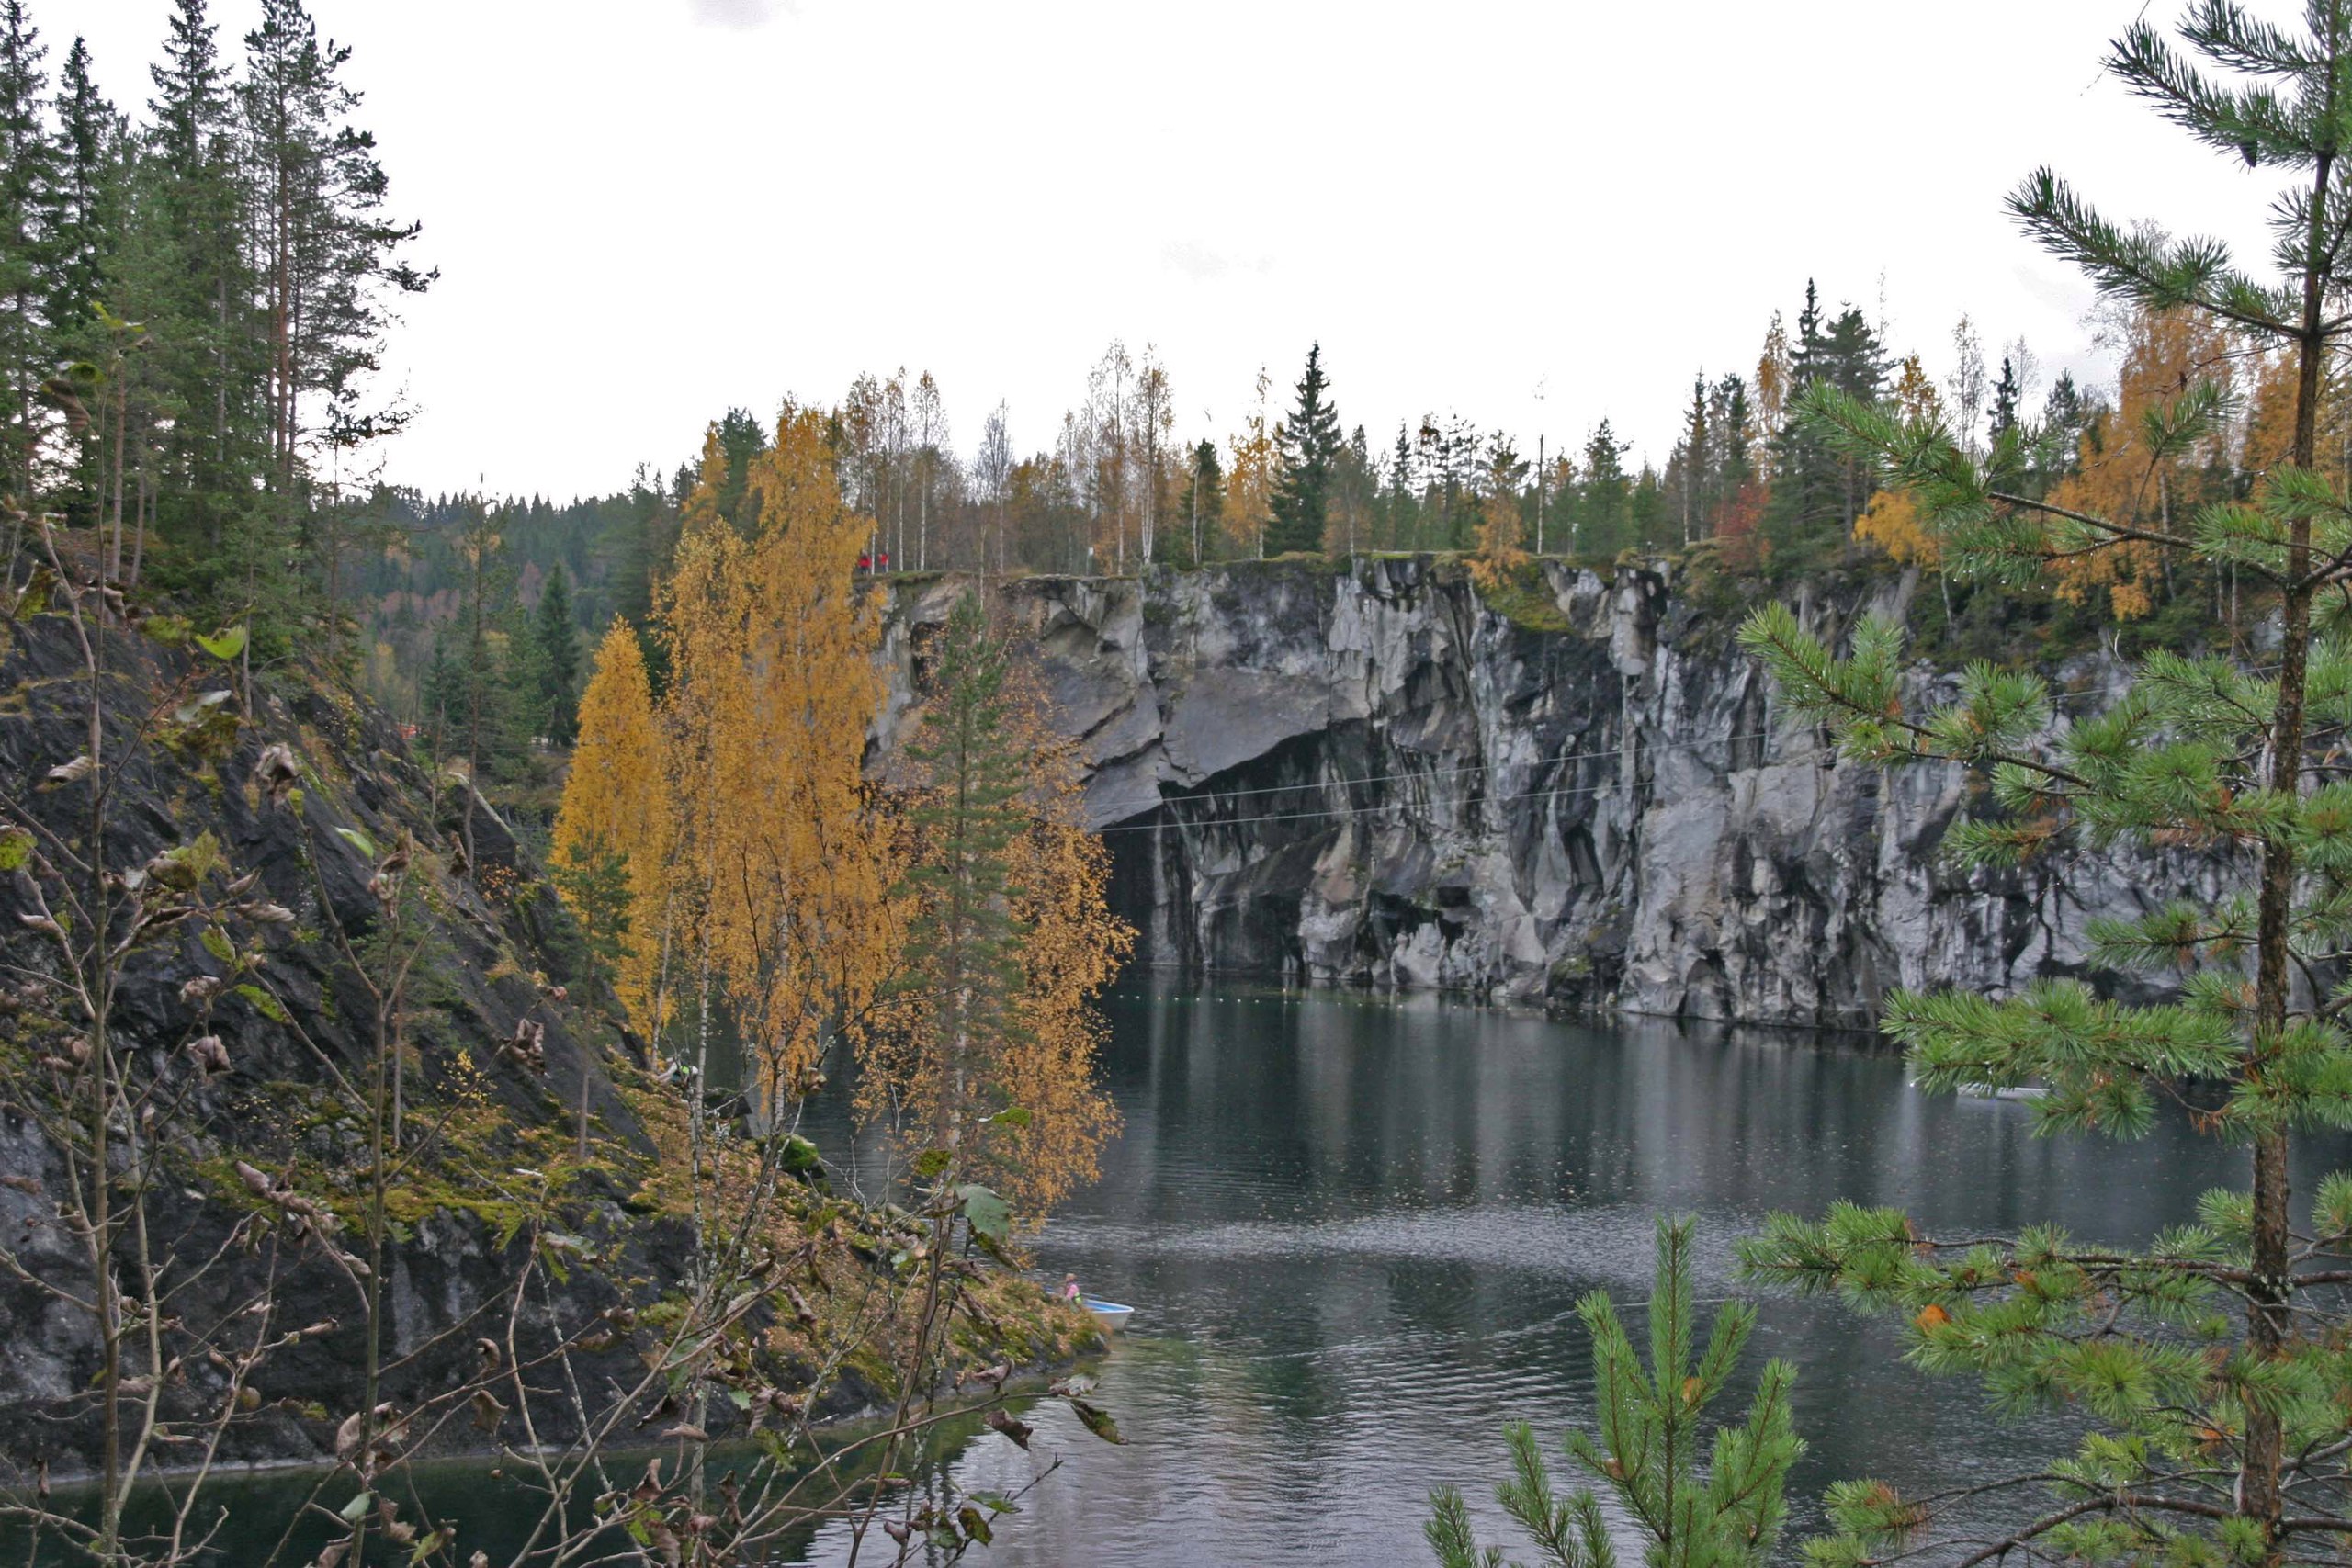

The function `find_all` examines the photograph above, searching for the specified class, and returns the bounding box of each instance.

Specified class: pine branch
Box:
[2110,21,2312,162]
[1983,489,2208,558]
[2007,168,2298,334]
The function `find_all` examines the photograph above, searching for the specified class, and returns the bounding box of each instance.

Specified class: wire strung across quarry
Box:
[1090,678,2142,838]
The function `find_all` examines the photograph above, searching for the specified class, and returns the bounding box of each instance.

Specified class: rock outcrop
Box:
[0,606,1084,1481]
[883,557,2211,1030]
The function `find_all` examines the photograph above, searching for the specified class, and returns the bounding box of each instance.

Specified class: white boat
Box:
[1954,1082,2050,1100]
[1084,1298,1134,1333]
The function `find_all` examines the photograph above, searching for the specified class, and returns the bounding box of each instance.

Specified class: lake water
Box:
[789,981,2341,1566]
[61,983,2337,1566]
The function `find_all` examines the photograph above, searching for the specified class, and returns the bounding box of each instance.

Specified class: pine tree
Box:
[240,0,429,645]
[1267,343,1341,555]
[1739,7,2352,1561]
[1427,1218,1800,1568]
[534,562,582,746]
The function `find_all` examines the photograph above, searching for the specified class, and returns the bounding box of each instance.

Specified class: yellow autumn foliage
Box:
[1473,491,1528,586]
[993,729,1129,1216]
[865,625,1128,1222]
[555,406,1132,1228]
[659,403,898,1106]
[1226,368,1277,557]
[1856,357,1946,568]
[1856,488,1938,567]
[553,619,672,1025]
[2041,305,2232,621]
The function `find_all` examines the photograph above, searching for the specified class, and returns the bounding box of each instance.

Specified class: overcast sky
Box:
[62,0,2313,500]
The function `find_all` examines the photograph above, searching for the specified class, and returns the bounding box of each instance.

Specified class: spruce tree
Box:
[2033,369,2089,491]
[1986,354,2022,448]
[1577,420,1632,558]
[1179,438,1224,566]
[1761,282,1885,570]
[1385,423,1420,549]
[1678,375,1710,545]
[1268,343,1341,555]
[1709,373,1756,521]
[142,0,263,608]
[1630,464,1667,548]
[888,593,1029,1179]
[535,562,582,747]
[47,37,107,339]
[0,0,53,507]
[711,405,767,528]
[1739,6,2352,1562]
[44,37,116,525]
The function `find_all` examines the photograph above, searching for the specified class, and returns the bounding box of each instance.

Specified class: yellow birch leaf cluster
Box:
[1857,358,1946,568]
[658,405,898,1108]
[1473,491,1528,584]
[1225,368,1277,558]
[557,410,1132,1227]
[993,725,1128,1216]
[552,619,671,1023]
[559,407,896,1096]
[2044,304,2233,621]
[2242,343,2352,485]
[858,615,1128,1223]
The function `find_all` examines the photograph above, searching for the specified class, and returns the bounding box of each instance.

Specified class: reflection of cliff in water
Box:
[877,559,2218,1028]
[783,984,2348,1568]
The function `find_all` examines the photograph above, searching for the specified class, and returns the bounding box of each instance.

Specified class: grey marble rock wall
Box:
[879,558,2213,1030]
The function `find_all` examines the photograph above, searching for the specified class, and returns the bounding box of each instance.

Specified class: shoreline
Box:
[10,1359,1097,1495]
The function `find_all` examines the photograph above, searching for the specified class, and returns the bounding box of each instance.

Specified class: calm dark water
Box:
[56,984,2339,1565]
[790,982,2345,1566]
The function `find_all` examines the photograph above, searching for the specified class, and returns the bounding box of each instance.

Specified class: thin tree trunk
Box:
[130,467,149,592]
[107,378,126,582]
[2243,143,2333,1564]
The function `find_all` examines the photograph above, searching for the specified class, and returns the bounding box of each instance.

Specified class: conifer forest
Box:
[14,1,2352,1566]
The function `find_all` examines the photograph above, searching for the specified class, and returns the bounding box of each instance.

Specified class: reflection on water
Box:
[791,983,2348,1567]
[54,984,2342,1566]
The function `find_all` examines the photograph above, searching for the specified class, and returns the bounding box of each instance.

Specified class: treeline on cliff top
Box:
[0,0,2302,789]
[351,271,2286,816]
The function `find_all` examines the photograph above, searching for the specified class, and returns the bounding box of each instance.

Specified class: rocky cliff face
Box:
[884,557,2211,1031]
[0,607,681,1477]
[0,604,1080,1481]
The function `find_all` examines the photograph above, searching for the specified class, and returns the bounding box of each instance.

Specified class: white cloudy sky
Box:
[64,0,2309,499]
